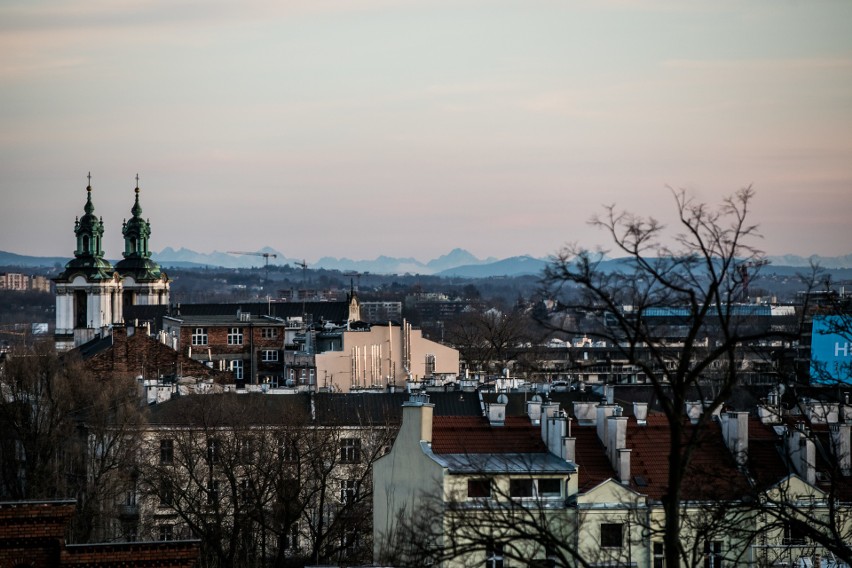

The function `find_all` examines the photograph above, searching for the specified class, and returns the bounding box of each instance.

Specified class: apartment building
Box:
[374,392,852,567]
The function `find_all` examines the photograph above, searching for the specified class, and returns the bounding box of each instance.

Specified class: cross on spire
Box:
[135,173,139,187]
[87,172,92,187]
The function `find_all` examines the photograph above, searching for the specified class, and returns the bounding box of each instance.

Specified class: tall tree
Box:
[0,343,145,542]
[541,187,810,566]
[137,394,394,568]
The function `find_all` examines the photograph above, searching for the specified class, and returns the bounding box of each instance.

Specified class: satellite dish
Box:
[497,393,509,404]
[531,394,543,403]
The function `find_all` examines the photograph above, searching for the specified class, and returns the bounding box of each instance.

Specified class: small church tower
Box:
[114,175,169,308]
[54,174,122,350]
[347,279,361,322]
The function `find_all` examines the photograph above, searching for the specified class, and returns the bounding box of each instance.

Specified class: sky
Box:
[1,0,851,264]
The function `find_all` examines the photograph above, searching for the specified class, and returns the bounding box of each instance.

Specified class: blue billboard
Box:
[811,315,852,383]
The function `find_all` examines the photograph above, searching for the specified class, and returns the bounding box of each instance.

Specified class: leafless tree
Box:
[540,187,817,567]
[446,308,538,377]
[137,393,394,568]
[0,343,145,542]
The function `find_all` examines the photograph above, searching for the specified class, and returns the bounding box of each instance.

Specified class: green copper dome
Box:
[115,176,166,282]
[56,174,116,282]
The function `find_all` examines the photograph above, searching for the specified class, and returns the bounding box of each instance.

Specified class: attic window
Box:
[633,475,648,487]
[467,478,491,499]
[509,479,534,498]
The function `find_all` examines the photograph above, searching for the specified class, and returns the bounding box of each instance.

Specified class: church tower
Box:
[114,176,169,308]
[54,174,123,350]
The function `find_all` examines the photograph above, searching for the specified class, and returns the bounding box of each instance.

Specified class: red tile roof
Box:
[573,427,616,492]
[431,416,548,454]
[574,413,749,501]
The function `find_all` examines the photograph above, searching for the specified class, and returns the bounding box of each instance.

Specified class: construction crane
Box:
[736,259,770,301]
[295,260,308,317]
[228,251,278,287]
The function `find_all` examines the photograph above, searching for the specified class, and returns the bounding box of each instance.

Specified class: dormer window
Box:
[509,478,563,499]
[510,479,534,498]
[467,478,492,499]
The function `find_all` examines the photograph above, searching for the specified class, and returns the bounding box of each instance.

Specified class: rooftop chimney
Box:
[573,401,597,426]
[830,423,851,477]
[596,403,617,446]
[721,411,749,469]
[685,401,702,425]
[402,393,434,444]
[527,394,543,425]
[633,402,648,426]
[787,426,816,485]
[488,394,508,427]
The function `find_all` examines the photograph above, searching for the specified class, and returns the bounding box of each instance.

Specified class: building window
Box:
[228,327,244,345]
[340,479,357,505]
[262,349,279,362]
[240,436,254,463]
[704,541,722,568]
[425,353,436,376]
[230,359,244,380]
[207,480,219,505]
[282,523,299,550]
[159,481,174,507]
[653,541,665,568]
[261,327,277,339]
[240,478,254,504]
[467,478,492,499]
[783,522,806,545]
[160,439,174,464]
[485,542,504,568]
[280,438,299,462]
[601,523,623,548]
[207,438,220,464]
[536,478,562,497]
[191,327,208,346]
[159,523,173,541]
[340,438,361,463]
[509,478,534,498]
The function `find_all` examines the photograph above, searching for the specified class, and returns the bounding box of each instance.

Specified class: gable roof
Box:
[572,414,750,501]
[75,328,231,383]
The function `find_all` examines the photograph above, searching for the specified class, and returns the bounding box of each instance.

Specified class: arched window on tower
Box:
[82,235,90,252]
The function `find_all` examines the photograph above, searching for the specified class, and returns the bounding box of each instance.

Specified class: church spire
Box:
[75,172,106,259]
[115,174,164,282]
[56,173,115,281]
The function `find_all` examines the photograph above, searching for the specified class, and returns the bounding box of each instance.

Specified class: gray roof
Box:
[146,391,484,427]
[425,444,576,474]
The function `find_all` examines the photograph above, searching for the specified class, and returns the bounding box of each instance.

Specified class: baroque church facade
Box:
[54,175,169,350]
